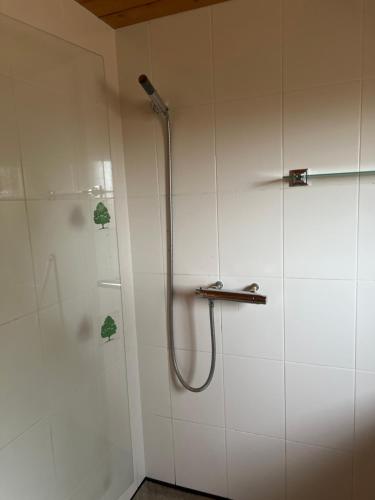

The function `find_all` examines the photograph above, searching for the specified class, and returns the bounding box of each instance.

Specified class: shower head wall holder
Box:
[195,282,267,304]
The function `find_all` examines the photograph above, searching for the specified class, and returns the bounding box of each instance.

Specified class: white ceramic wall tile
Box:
[0,314,45,449]
[358,183,375,281]
[227,430,285,500]
[96,358,133,496]
[364,0,375,79]
[286,441,352,500]
[225,356,285,438]
[68,444,134,500]
[14,44,109,193]
[139,346,171,418]
[173,194,219,276]
[215,94,282,193]
[360,80,375,172]
[357,281,375,372]
[173,420,227,496]
[286,363,355,450]
[128,196,164,274]
[354,371,375,500]
[355,370,375,441]
[285,279,356,368]
[212,0,282,101]
[150,8,213,108]
[122,114,159,198]
[9,22,76,96]
[284,0,361,91]
[97,339,132,449]
[173,274,222,352]
[0,420,56,500]
[219,190,282,277]
[117,21,158,198]
[91,199,121,283]
[155,103,216,197]
[38,293,98,415]
[284,82,361,174]
[75,100,112,195]
[0,75,23,199]
[163,104,216,195]
[14,81,81,198]
[133,273,167,348]
[221,277,283,360]
[116,22,151,107]
[61,0,112,56]
[50,407,104,500]
[96,287,124,346]
[171,350,224,427]
[72,50,108,107]
[143,414,175,484]
[14,47,107,194]
[1,0,64,36]
[27,200,95,308]
[99,336,128,386]
[52,338,129,499]
[284,184,358,279]
[0,201,36,325]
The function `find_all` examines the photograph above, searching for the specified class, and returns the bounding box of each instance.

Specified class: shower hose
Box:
[165,116,216,392]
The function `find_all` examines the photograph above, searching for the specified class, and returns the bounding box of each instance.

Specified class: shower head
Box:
[138,74,169,117]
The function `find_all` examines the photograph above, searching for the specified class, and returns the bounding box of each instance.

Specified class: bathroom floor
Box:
[133,480,216,499]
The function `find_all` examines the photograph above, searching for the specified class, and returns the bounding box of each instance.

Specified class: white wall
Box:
[0,2,144,499]
[117,0,375,498]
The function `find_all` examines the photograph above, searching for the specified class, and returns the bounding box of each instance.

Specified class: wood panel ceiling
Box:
[75,0,230,29]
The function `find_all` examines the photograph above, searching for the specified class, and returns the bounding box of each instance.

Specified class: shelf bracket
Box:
[287,168,308,187]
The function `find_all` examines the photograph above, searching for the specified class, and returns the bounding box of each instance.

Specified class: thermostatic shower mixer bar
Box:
[196,282,267,304]
[138,74,267,392]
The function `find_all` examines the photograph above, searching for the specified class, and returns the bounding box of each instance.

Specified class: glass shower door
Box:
[0,13,133,500]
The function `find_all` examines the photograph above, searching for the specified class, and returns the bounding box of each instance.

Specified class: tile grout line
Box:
[141,343,364,373]
[149,413,354,455]
[352,0,366,498]
[280,0,288,497]
[133,269,363,282]
[209,5,229,497]
[0,308,38,328]
[0,416,45,453]
[209,6,230,497]
[166,77,364,109]
[9,73,60,488]
[147,18,177,485]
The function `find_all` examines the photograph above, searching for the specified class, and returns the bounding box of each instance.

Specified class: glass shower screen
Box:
[0,13,133,500]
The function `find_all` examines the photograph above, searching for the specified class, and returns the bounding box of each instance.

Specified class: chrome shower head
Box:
[138,74,169,117]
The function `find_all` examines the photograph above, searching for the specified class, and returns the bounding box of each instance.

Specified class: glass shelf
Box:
[284,168,375,187]
[0,186,114,202]
[45,187,114,200]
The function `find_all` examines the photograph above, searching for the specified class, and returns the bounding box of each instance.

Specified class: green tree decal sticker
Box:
[101,315,117,342]
[94,202,111,229]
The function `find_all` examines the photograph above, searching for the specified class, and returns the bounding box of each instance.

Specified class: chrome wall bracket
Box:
[286,169,308,187]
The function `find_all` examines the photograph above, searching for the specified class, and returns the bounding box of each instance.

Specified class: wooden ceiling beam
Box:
[75,0,229,28]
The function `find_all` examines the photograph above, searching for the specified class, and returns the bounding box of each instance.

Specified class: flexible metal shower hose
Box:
[165,116,216,392]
